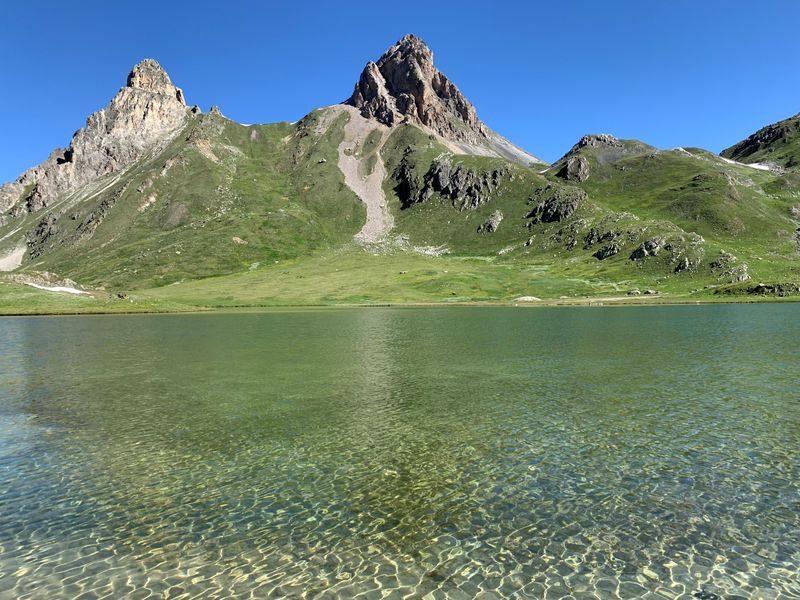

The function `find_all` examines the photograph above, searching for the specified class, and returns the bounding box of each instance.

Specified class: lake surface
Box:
[0,306,798,599]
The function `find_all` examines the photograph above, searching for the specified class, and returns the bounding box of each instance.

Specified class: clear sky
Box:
[1,0,799,181]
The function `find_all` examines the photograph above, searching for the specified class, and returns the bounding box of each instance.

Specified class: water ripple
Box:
[0,306,798,598]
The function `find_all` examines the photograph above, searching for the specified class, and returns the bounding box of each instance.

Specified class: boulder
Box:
[477,210,503,233]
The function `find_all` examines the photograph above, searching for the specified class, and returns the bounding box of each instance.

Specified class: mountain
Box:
[721,112,800,170]
[1,36,799,311]
[346,34,541,166]
[0,59,190,216]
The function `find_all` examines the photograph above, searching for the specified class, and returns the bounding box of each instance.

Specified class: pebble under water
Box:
[0,306,798,599]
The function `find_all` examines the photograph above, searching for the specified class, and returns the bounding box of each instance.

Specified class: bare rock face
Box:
[477,210,503,234]
[721,113,800,168]
[571,134,625,152]
[347,35,488,145]
[1,59,189,215]
[557,156,590,182]
[393,154,510,211]
[526,184,586,225]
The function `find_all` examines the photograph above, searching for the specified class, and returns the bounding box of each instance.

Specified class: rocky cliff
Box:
[347,35,486,142]
[0,59,190,217]
[393,153,511,211]
[346,35,541,166]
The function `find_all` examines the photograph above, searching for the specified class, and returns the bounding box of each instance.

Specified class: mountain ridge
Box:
[0,58,191,218]
[721,112,800,170]
[1,35,799,309]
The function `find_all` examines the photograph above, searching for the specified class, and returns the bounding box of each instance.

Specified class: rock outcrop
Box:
[393,154,510,211]
[347,35,541,166]
[526,184,585,225]
[477,210,503,233]
[630,237,665,260]
[347,35,487,143]
[1,59,189,215]
[745,282,800,296]
[552,134,655,182]
[711,250,750,283]
[556,156,590,182]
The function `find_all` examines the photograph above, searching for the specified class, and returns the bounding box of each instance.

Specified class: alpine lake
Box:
[0,305,798,599]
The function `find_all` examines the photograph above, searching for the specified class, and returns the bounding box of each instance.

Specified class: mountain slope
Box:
[1,36,799,309]
[721,113,800,170]
[0,76,365,288]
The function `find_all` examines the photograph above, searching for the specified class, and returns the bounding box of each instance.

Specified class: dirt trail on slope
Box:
[335,106,393,244]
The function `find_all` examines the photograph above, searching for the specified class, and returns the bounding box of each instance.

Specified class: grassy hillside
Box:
[721,113,800,169]
[1,109,364,290]
[377,127,800,298]
[1,109,799,313]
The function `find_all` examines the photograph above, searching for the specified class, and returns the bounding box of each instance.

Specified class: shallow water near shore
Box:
[0,305,798,599]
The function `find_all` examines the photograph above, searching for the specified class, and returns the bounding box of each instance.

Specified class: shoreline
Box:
[1,293,798,317]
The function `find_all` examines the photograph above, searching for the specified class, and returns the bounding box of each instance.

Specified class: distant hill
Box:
[722,113,800,170]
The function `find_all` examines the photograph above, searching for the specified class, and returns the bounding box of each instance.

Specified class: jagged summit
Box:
[558,133,655,160]
[572,134,625,151]
[346,34,487,143]
[0,59,191,216]
[345,35,542,165]
[126,58,186,104]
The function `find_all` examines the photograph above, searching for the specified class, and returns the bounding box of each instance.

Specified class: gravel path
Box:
[335,106,394,244]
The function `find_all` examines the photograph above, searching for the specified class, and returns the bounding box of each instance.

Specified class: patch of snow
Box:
[718,156,772,171]
[25,283,88,295]
[514,296,541,302]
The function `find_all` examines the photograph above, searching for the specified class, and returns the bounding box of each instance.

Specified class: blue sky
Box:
[1,0,799,181]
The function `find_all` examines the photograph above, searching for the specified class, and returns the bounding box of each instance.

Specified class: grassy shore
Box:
[2,250,796,316]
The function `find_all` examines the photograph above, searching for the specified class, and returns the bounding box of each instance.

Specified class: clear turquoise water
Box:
[0,306,798,599]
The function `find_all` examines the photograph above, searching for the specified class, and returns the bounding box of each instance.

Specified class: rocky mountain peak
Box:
[1,59,191,217]
[346,34,488,145]
[126,58,186,104]
[387,34,435,68]
[574,134,623,150]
